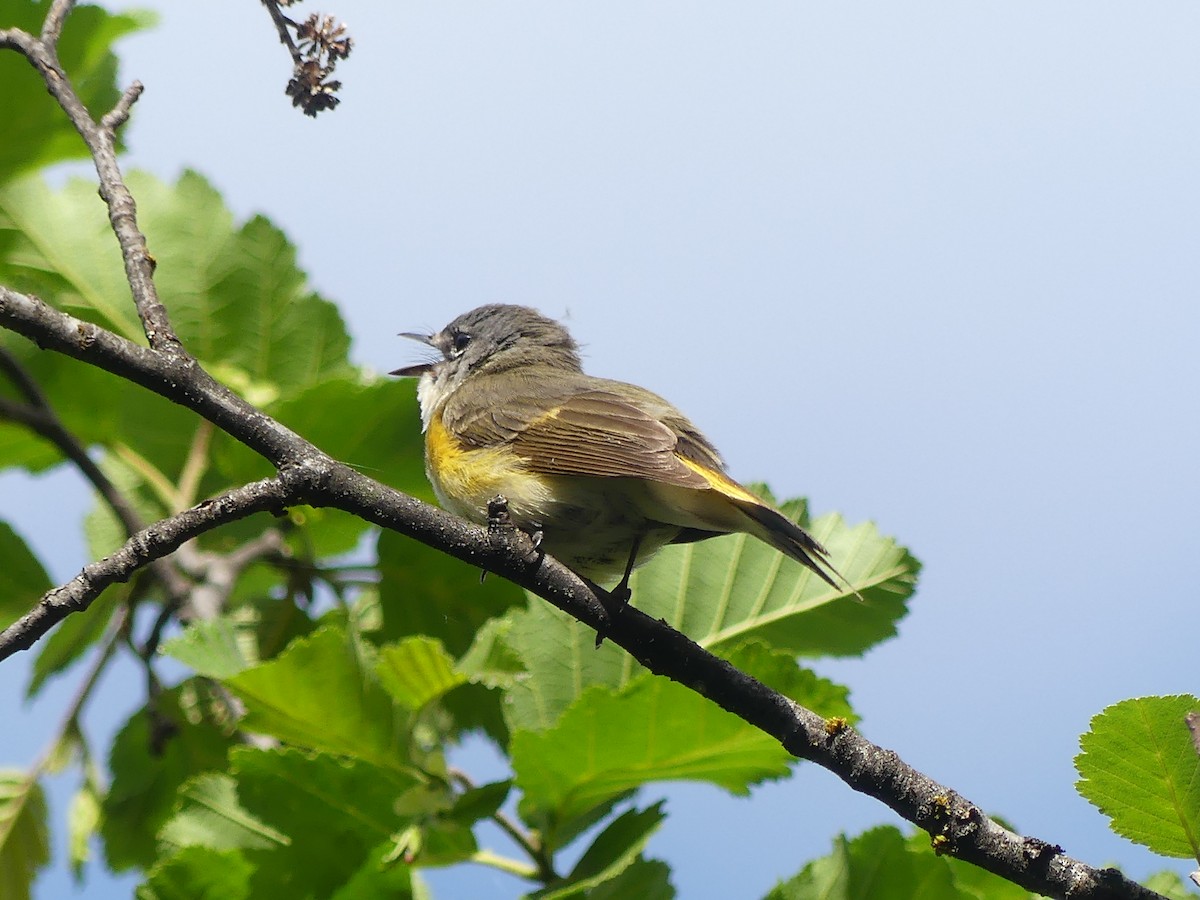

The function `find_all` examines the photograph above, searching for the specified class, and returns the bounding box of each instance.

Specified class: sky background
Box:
[2,1,1199,897]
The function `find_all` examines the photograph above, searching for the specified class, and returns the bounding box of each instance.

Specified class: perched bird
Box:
[394,304,851,599]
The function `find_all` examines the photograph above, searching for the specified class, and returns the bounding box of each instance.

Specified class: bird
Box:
[393,304,852,601]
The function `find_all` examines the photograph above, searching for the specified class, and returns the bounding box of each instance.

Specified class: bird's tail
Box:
[732,497,862,600]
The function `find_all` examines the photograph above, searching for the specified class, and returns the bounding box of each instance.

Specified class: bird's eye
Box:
[450,331,472,355]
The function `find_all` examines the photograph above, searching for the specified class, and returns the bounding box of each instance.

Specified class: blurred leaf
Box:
[229,747,419,897]
[224,625,408,772]
[0,770,50,900]
[535,803,666,899]
[376,529,523,656]
[162,618,255,680]
[0,2,153,181]
[445,779,511,827]
[27,591,121,697]
[1076,695,1200,859]
[512,677,792,834]
[67,782,101,879]
[328,840,419,899]
[0,520,51,631]
[627,499,918,658]
[1142,871,1200,899]
[376,637,466,710]
[158,773,288,853]
[587,857,674,900]
[764,825,1032,900]
[101,683,235,870]
[135,847,252,900]
[82,453,169,559]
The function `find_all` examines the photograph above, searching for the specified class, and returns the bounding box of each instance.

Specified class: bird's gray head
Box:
[392,304,583,426]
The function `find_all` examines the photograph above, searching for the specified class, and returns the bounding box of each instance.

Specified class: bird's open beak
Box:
[390,332,436,377]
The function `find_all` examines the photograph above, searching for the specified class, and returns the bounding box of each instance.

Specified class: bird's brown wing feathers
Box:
[442,373,714,489]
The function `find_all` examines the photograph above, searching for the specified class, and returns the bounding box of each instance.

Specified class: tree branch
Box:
[0,475,291,658]
[1,17,172,350]
[0,347,192,604]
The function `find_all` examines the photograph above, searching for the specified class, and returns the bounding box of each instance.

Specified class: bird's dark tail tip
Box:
[734,499,865,601]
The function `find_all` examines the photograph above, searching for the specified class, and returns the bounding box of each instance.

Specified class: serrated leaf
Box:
[627,501,918,658]
[135,847,252,900]
[0,771,50,900]
[0,2,153,181]
[229,747,420,897]
[1076,695,1200,859]
[535,803,665,899]
[500,501,911,732]
[512,677,792,835]
[101,684,236,870]
[0,170,354,485]
[375,529,523,656]
[376,637,466,710]
[158,773,288,853]
[587,857,675,900]
[67,782,101,880]
[224,625,407,771]
[724,641,856,721]
[765,825,1032,900]
[0,520,51,631]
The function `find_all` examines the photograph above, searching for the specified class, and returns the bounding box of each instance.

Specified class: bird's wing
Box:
[444,374,713,489]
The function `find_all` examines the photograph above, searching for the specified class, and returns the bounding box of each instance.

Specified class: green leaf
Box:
[101,683,235,870]
[536,803,666,899]
[135,847,252,900]
[497,600,639,733]
[764,825,1032,900]
[216,377,427,497]
[162,618,255,680]
[1076,695,1200,859]
[1142,871,1200,899]
[0,770,50,900]
[376,529,523,656]
[81,453,172,559]
[0,2,153,182]
[376,637,467,710]
[586,857,675,900]
[0,170,354,482]
[229,747,419,898]
[0,520,51,631]
[498,501,910,733]
[724,641,856,721]
[27,590,121,697]
[329,840,420,899]
[158,773,288,853]
[224,625,408,772]
[445,779,512,826]
[67,782,101,879]
[627,500,919,657]
[512,677,792,836]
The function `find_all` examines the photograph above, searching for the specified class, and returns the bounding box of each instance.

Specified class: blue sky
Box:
[2,1,1199,897]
